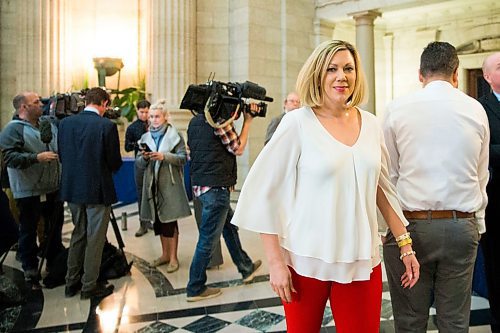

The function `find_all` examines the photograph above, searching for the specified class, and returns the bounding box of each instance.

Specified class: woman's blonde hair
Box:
[150,99,170,120]
[296,40,367,108]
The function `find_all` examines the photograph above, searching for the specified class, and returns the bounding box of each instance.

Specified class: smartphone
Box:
[140,143,152,152]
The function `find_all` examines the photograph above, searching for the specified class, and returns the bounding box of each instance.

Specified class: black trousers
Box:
[0,189,18,255]
[482,205,500,333]
[16,191,64,273]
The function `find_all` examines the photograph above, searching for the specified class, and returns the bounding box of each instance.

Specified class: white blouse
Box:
[231,106,408,283]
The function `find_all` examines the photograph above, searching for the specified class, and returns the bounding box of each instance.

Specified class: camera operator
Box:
[185,103,262,302]
[0,91,64,288]
[124,99,153,237]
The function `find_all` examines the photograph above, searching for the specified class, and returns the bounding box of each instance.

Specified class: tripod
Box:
[109,208,129,265]
[38,206,131,275]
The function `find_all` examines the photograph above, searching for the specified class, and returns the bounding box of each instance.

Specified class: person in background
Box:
[383,42,489,333]
[59,87,122,300]
[264,91,300,145]
[231,40,419,333]
[0,91,64,289]
[0,150,19,265]
[479,51,500,333]
[137,99,191,273]
[124,99,153,237]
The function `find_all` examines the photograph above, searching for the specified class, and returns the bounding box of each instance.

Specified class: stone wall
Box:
[376,2,499,117]
[2,0,497,183]
[0,0,17,127]
[194,0,316,185]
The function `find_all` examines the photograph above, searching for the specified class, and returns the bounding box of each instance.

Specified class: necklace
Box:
[314,106,352,119]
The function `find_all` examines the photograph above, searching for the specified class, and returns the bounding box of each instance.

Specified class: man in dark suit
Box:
[58,87,122,300]
[263,92,300,145]
[480,51,500,333]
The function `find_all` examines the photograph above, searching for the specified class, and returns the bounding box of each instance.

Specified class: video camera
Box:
[41,89,121,120]
[180,77,273,128]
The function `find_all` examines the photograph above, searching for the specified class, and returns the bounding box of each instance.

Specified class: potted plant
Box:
[110,86,146,122]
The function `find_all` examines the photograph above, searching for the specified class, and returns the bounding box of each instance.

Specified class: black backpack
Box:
[43,241,131,289]
[99,241,132,280]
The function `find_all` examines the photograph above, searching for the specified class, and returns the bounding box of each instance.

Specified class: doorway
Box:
[467,68,490,99]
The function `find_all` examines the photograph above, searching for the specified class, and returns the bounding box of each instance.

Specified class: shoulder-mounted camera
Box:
[41,89,121,120]
[180,75,273,128]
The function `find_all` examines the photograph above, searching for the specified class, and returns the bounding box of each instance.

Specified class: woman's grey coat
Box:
[136,124,191,223]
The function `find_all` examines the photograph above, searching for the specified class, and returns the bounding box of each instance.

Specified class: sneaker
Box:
[80,284,114,300]
[186,287,222,302]
[24,268,40,282]
[146,222,154,230]
[242,260,262,284]
[25,269,42,290]
[135,226,148,237]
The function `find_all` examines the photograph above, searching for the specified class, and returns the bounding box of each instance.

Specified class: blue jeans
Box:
[187,187,253,296]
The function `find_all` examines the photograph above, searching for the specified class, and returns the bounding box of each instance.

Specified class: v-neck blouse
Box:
[231,106,408,283]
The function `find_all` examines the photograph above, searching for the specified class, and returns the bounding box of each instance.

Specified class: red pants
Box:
[283,264,382,333]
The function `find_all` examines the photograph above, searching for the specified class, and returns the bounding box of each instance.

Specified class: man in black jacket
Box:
[264,92,300,145]
[124,99,152,237]
[480,51,500,333]
[59,87,122,300]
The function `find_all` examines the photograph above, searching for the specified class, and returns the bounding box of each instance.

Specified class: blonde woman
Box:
[232,40,420,332]
[137,99,191,273]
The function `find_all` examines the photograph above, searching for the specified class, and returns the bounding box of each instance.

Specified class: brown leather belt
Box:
[403,210,475,220]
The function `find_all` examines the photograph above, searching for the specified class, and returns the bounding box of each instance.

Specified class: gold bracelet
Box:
[397,238,413,248]
[395,232,410,242]
[399,250,416,260]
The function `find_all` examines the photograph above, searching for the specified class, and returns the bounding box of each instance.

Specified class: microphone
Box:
[39,119,53,151]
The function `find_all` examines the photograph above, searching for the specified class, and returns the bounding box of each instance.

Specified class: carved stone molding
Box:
[457,36,500,55]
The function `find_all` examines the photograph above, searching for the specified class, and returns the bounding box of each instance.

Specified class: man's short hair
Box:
[420,42,459,78]
[12,94,27,111]
[85,87,110,106]
[136,100,151,109]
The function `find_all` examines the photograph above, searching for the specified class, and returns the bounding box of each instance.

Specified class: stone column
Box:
[147,0,196,132]
[313,18,335,46]
[350,10,380,114]
[383,33,394,106]
[16,0,69,96]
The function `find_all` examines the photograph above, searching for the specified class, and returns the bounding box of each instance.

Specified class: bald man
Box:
[264,92,300,145]
[480,51,500,333]
[0,92,64,288]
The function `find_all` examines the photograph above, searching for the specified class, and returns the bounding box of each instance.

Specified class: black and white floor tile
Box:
[0,203,493,332]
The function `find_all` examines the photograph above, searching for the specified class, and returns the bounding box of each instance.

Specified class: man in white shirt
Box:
[382,41,490,333]
[479,51,500,333]
[263,92,300,145]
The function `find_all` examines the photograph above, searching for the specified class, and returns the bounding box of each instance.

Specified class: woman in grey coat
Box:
[136,100,191,273]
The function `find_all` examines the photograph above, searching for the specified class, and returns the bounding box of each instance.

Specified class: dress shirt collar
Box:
[84,106,99,115]
[424,80,454,90]
[493,90,500,102]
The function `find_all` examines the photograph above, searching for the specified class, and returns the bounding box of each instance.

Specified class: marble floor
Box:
[0,202,494,333]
